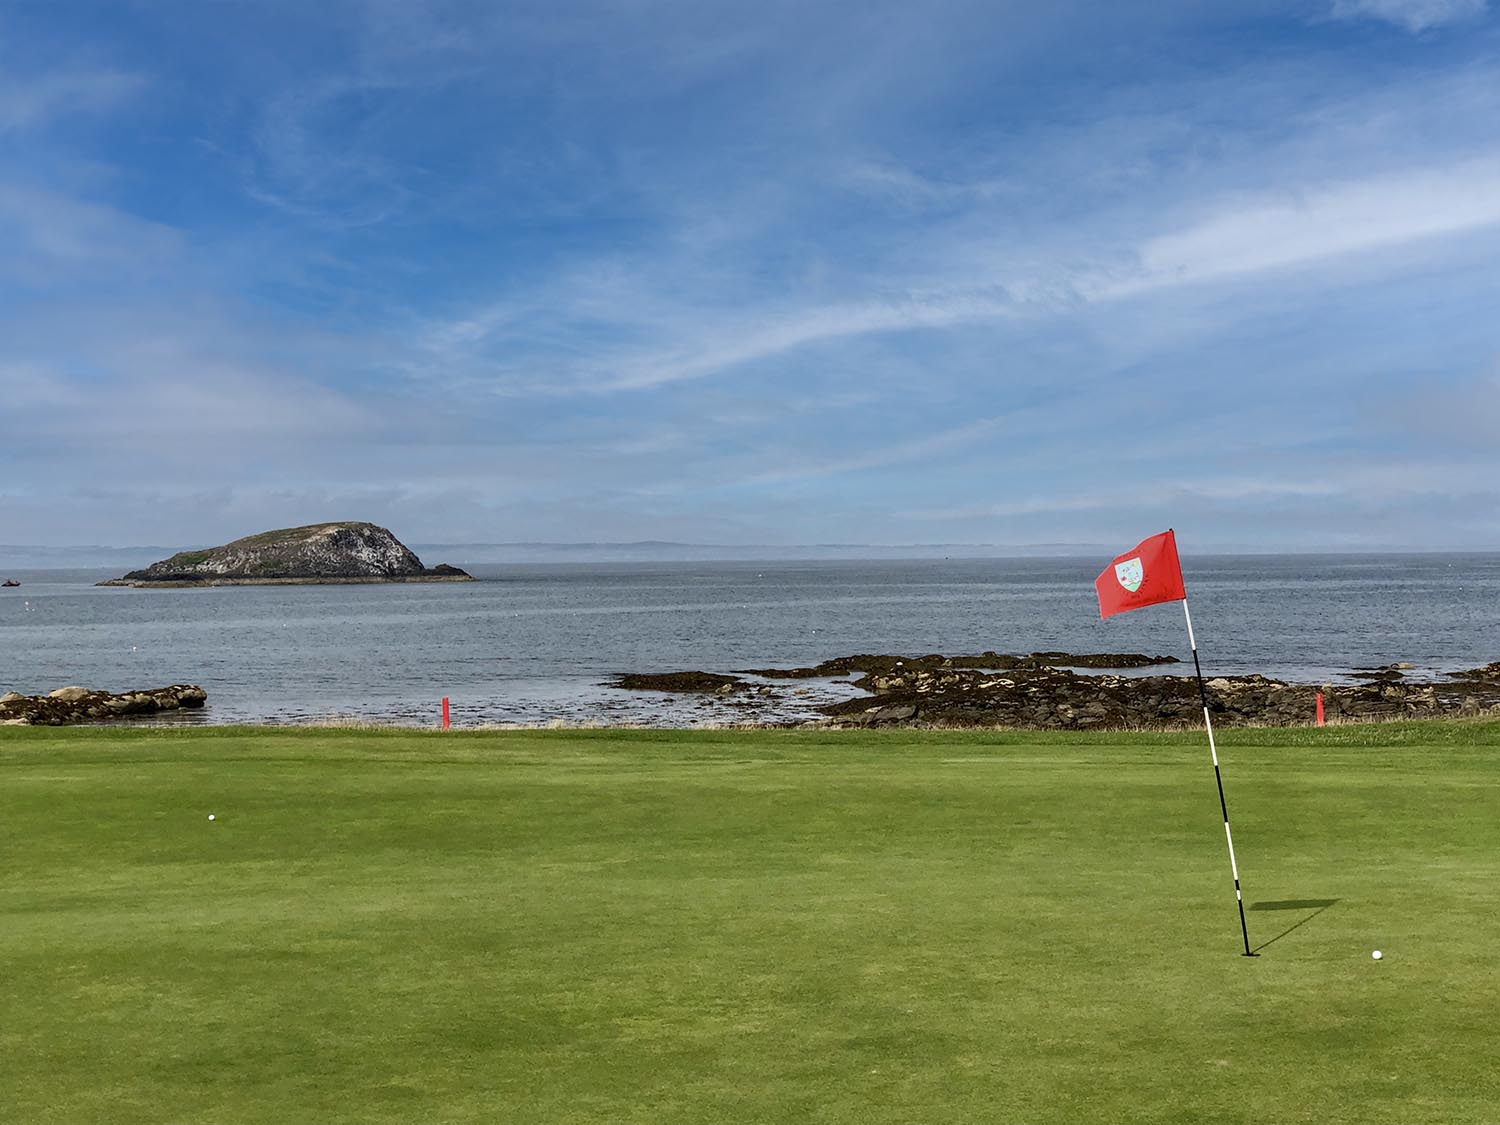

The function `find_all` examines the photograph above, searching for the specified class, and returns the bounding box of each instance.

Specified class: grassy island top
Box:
[201,521,388,548]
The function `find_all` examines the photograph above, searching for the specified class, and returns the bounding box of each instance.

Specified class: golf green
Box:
[4,721,1498,1123]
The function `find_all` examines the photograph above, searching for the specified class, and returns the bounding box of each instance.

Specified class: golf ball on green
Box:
[208,814,216,821]
[1372,950,1382,960]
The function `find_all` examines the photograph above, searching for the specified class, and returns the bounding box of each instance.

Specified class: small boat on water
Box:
[1,580,19,587]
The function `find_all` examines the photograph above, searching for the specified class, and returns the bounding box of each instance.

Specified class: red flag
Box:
[1094,529,1187,619]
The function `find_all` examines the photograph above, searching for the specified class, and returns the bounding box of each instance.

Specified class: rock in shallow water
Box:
[607,671,749,693]
[0,685,208,725]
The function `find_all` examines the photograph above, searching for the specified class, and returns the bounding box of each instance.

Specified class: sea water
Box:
[1,554,1496,726]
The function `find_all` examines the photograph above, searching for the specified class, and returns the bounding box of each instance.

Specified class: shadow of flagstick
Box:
[1248,899,1340,954]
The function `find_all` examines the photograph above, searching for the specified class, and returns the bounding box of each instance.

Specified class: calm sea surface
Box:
[1,555,1496,727]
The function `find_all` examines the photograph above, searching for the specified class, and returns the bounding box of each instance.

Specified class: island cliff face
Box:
[98,522,474,587]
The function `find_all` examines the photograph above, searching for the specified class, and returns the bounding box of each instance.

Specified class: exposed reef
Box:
[739,651,1179,678]
[610,652,1500,730]
[609,671,750,693]
[1,684,208,725]
[98,522,473,587]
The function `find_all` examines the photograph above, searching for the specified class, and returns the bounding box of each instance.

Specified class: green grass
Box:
[3,721,1499,1124]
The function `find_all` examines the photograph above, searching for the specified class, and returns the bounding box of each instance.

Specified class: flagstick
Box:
[1183,599,1256,957]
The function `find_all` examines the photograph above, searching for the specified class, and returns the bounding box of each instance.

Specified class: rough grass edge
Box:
[5,716,1499,753]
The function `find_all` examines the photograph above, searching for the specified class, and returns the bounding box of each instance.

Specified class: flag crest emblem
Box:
[1094,530,1186,619]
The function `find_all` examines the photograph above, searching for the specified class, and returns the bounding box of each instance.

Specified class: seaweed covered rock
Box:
[608,671,749,693]
[611,652,1500,730]
[1,685,208,725]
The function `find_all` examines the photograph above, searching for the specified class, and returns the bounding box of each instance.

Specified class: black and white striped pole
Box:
[1183,599,1256,957]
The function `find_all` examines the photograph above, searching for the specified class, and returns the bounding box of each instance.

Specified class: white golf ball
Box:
[207,814,216,821]
[1372,950,1382,960]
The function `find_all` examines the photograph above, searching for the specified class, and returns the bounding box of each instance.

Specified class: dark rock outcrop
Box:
[608,671,748,693]
[818,661,1500,729]
[98,522,473,587]
[1021,651,1180,669]
[612,651,1500,730]
[1446,661,1500,684]
[740,651,1176,679]
[1,684,208,725]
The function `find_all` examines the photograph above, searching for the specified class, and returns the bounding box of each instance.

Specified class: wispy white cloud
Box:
[1329,0,1488,32]
[840,160,1012,211]
[0,185,183,284]
[741,415,1007,486]
[414,150,1500,399]
[1099,157,1500,297]
[0,351,377,449]
[411,264,1021,397]
[0,362,77,408]
[0,66,143,132]
[602,295,1016,391]
[244,77,419,227]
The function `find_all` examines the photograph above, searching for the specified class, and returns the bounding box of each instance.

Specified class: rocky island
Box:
[98,522,473,587]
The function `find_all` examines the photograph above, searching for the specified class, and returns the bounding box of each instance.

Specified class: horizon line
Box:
[4,540,1497,557]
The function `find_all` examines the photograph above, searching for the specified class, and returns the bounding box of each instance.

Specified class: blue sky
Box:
[3,0,1499,551]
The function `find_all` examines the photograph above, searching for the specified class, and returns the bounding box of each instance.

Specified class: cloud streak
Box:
[1329,0,1488,32]
[415,152,1500,398]
[0,66,142,132]
[0,186,183,285]
[1105,157,1500,296]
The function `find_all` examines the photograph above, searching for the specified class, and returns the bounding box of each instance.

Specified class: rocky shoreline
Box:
[609,653,1500,729]
[0,685,208,726]
[6,656,1496,731]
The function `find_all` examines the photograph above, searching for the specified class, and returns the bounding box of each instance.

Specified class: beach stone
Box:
[48,686,92,701]
[859,703,918,725]
[0,691,24,703]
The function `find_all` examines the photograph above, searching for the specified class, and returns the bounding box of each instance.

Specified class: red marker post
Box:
[441,697,451,730]
[1315,692,1325,727]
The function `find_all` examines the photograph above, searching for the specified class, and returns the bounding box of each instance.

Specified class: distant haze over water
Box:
[4,541,1482,568]
[3,542,1117,568]
[1,554,1495,727]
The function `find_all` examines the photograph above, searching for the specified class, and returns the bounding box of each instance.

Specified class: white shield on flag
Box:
[1114,557,1144,593]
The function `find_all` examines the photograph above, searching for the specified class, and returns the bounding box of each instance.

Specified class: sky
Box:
[2,0,1499,552]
